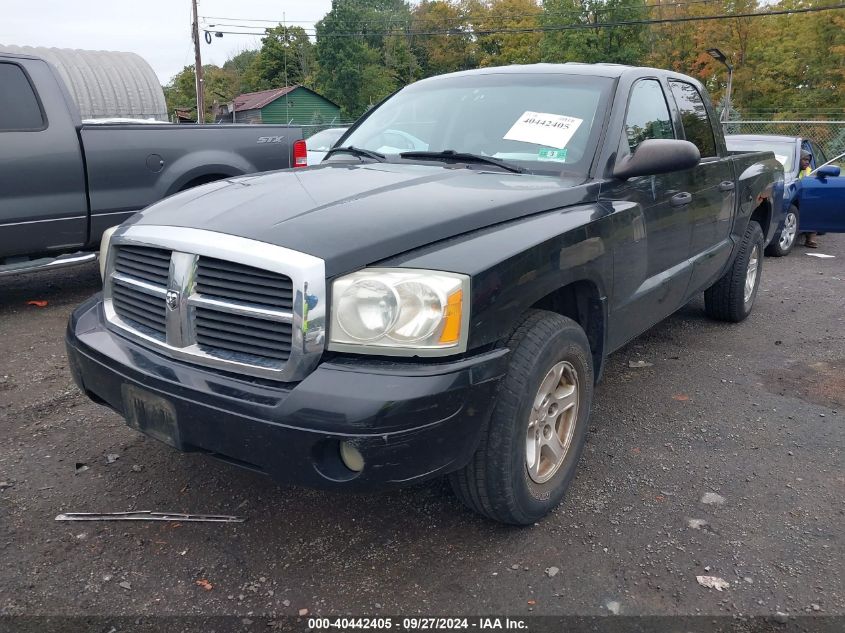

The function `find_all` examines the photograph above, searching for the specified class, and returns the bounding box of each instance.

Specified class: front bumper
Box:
[66,296,507,490]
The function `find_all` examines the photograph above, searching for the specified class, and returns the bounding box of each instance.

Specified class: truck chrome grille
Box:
[114,245,171,286]
[111,246,169,341]
[195,307,293,361]
[111,283,167,340]
[196,257,293,310]
[103,228,326,382]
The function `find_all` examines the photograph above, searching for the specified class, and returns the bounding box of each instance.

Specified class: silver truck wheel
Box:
[526,361,579,484]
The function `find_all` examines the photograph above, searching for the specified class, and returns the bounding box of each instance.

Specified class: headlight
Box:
[98,226,118,280]
[329,269,470,356]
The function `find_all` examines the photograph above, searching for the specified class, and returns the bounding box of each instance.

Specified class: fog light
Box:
[339,442,364,472]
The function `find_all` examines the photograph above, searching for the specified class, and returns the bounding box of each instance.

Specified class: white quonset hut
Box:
[0,45,167,121]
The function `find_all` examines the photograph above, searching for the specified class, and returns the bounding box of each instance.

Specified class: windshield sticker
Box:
[504,112,583,149]
[538,148,568,162]
[774,154,788,166]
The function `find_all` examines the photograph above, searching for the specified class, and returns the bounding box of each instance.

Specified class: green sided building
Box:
[227,86,342,127]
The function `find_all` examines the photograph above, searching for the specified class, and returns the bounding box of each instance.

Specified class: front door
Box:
[798,154,845,232]
[605,78,693,349]
[0,60,88,259]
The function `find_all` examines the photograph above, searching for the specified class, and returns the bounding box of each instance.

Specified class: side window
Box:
[668,80,717,158]
[0,63,45,131]
[811,142,827,165]
[624,79,674,153]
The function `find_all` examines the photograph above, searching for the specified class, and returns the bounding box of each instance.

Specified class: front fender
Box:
[377,203,614,351]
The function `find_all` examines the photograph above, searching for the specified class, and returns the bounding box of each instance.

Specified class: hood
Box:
[129,162,595,276]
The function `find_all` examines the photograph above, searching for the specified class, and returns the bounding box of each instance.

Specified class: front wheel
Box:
[765,205,798,257]
[704,220,764,322]
[449,310,593,525]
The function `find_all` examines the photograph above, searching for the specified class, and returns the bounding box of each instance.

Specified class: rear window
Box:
[725,139,796,173]
[669,80,717,158]
[0,63,45,131]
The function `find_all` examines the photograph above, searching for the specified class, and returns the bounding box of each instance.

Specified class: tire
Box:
[449,310,593,525]
[704,220,764,322]
[764,205,798,257]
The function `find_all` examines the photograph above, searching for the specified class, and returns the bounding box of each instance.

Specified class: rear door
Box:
[0,59,88,258]
[667,80,735,292]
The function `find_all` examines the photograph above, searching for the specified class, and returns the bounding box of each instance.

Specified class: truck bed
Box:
[80,123,303,240]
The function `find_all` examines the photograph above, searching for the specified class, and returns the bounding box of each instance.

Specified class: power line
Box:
[201,0,725,30]
[203,4,845,39]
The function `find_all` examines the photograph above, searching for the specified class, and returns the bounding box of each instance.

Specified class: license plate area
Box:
[121,384,181,449]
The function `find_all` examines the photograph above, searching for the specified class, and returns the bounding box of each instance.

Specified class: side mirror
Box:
[613,139,701,180]
[815,164,841,178]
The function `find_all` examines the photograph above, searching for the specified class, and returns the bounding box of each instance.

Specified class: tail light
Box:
[293,139,308,168]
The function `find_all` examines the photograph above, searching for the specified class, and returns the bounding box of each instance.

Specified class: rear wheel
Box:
[765,205,798,257]
[704,220,764,322]
[450,310,593,525]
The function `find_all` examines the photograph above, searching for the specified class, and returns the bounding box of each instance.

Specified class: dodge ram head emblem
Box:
[165,290,180,311]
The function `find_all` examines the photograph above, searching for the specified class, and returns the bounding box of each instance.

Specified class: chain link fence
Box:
[725,121,845,160]
[300,122,357,139]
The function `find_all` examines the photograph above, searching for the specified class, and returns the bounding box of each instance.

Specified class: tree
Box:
[223,49,260,93]
[163,64,237,121]
[473,0,543,67]
[411,1,478,76]
[541,0,649,65]
[315,0,418,116]
[245,26,316,90]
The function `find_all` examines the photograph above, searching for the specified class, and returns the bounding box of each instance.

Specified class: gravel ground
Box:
[0,236,843,620]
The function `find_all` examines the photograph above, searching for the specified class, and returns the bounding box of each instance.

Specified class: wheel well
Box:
[750,199,772,237]
[179,173,228,191]
[531,280,605,380]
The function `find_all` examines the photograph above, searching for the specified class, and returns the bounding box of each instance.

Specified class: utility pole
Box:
[191,0,205,123]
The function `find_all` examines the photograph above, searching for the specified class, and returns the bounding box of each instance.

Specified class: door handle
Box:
[670,192,693,207]
[719,180,736,192]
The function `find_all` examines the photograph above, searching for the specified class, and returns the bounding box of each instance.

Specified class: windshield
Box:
[307,128,347,152]
[726,139,796,174]
[338,73,614,175]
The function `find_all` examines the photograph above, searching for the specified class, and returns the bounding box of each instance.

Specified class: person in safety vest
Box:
[799,150,818,248]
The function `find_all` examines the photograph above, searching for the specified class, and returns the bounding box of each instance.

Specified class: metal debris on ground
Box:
[696,575,730,591]
[806,253,835,258]
[628,360,653,368]
[54,511,245,523]
[545,566,559,578]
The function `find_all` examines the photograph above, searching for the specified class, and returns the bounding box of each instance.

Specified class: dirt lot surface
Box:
[1,236,843,622]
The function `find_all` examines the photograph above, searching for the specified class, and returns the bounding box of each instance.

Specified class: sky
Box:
[1,0,334,84]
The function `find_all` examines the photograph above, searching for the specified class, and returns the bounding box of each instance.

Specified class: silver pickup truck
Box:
[0,51,307,275]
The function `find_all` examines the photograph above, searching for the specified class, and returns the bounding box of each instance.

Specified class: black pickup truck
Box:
[66,64,783,524]
[0,51,306,276]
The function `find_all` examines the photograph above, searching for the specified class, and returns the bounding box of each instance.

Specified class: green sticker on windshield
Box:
[538,148,567,162]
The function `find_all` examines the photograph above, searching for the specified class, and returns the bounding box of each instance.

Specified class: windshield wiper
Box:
[324,146,386,162]
[399,150,526,174]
